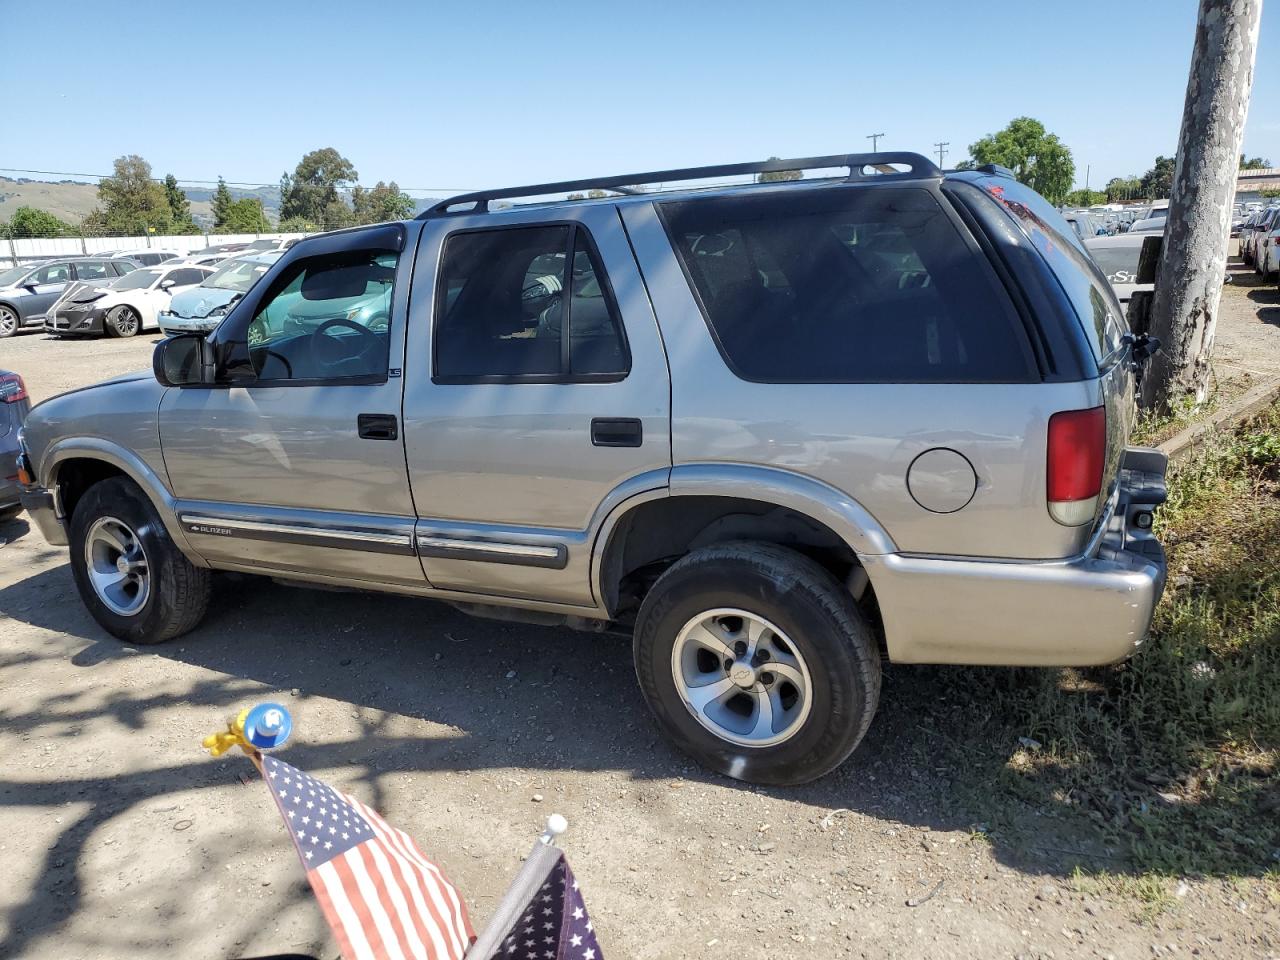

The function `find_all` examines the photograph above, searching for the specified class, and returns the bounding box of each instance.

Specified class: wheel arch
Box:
[43,440,204,563]
[592,463,895,620]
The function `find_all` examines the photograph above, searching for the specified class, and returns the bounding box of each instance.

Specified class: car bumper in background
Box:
[866,447,1168,667]
[158,312,220,335]
[46,305,107,335]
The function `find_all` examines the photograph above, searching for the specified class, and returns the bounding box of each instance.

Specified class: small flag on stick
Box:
[260,754,476,960]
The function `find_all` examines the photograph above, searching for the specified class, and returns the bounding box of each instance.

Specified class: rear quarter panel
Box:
[620,200,1102,561]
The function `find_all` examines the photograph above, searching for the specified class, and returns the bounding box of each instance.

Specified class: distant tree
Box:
[83,154,173,235]
[758,156,803,183]
[1260,187,1280,199]
[1240,154,1272,169]
[1105,175,1143,202]
[968,117,1075,205]
[586,188,610,199]
[351,180,415,224]
[566,193,586,200]
[953,159,977,170]
[163,174,199,235]
[3,206,73,238]
[215,197,271,234]
[1063,188,1107,207]
[1139,156,1176,199]
[212,177,235,230]
[280,147,358,227]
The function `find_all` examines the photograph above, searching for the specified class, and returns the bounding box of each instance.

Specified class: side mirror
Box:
[153,333,216,387]
[160,279,176,291]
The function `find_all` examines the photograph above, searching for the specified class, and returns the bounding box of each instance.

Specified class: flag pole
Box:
[465,817,569,960]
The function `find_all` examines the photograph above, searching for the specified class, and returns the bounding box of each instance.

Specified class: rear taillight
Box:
[0,373,27,404]
[1047,406,1106,526]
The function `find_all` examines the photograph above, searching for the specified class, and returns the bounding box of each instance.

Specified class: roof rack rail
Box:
[419,151,943,218]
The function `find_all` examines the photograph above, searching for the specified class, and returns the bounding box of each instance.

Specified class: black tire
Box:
[105,305,140,338]
[633,542,880,786]
[68,476,211,644]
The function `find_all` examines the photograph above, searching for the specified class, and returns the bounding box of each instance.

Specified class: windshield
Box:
[203,258,272,292]
[111,268,161,291]
[0,265,33,286]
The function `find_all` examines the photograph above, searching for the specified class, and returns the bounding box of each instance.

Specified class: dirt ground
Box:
[1,280,1279,960]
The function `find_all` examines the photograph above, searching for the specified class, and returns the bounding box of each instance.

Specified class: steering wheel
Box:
[308,317,381,373]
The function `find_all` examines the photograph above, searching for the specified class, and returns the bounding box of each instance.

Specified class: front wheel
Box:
[105,305,140,338]
[68,477,211,643]
[633,542,880,786]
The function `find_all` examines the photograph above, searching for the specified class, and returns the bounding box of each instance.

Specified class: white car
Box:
[45,263,214,338]
[105,249,182,267]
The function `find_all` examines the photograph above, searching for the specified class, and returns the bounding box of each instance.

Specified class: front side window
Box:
[241,250,397,382]
[434,225,628,381]
[34,262,70,285]
[111,260,138,275]
[662,187,1033,383]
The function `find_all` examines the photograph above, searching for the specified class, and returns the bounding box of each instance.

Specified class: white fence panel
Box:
[1,233,311,265]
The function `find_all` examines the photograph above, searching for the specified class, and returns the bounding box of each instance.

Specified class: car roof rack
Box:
[419,151,943,218]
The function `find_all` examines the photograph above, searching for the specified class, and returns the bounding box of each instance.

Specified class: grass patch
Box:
[941,400,1280,880]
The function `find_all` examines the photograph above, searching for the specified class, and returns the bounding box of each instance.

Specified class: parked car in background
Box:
[0,369,31,521]
[16,153,1168,786]
[1127,215,1167,235]
[1085,232,1153,312]
[0,257,136,338]
[46,263,215,338]
[1258,216,1280,278]
[1064,211,1107,240]
[157,251,284,335]
[168,251,239,268]
[108,249,180,267]
[1242,207,1280,265]
[241,237,297,253]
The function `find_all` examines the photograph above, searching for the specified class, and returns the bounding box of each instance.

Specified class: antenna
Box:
[867,132,886,152]
[934,141,950,167]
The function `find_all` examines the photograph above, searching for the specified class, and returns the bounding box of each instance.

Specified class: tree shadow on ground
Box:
[0,549,1273,954]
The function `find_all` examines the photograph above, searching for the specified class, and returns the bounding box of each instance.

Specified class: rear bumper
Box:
[868,447,1168,667]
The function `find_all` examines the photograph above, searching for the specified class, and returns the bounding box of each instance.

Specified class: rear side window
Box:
[433,224,629,382]
[660,187,1034,383]
[980,179,1127,360]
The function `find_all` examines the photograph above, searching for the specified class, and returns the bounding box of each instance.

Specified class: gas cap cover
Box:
[907,448,978,514]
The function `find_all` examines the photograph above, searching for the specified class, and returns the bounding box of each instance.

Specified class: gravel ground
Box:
[1,315,1278,960]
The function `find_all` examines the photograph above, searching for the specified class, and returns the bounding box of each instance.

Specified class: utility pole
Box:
[1085,164,1091,193]
[933,141,949,167]
[867,133,885,152]
[1142,0,1262,410]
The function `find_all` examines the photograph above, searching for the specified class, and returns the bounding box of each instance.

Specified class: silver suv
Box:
[15,153,1168,785]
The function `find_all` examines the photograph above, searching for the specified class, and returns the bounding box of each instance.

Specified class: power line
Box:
[0,167,481,195]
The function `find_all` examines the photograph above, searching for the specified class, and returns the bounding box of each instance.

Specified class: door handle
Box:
[357,413,399,441]
[591,417,643,448]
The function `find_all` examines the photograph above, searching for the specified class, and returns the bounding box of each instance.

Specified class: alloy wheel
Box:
[0,306,16,337]
[84,516,150,616]
[670,607,813,748]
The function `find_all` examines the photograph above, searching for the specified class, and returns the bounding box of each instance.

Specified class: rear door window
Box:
[660,186,1034,383]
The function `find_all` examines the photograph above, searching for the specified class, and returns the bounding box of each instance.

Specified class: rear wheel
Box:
[68,477,210,643]
[0,305,18,338]
[633,542,880,785]
[105,305,140,338]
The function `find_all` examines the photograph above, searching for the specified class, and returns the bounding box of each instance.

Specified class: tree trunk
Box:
[1141,0,1263,411]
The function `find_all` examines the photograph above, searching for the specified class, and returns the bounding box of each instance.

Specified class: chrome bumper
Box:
[867,447,1168,667]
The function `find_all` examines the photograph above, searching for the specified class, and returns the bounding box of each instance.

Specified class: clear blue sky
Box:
[3,0,1278,198]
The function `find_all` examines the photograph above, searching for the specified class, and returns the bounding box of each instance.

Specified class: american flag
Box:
[261,754,476,960]
[470,845,603,960]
